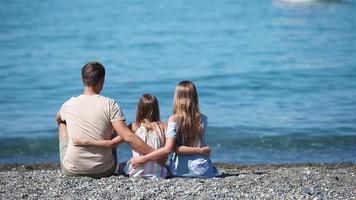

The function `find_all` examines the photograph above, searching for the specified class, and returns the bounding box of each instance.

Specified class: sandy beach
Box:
[0,163,355,199]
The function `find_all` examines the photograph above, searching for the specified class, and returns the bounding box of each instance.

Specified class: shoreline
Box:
[0,162,354,171]
[1,163,355,199]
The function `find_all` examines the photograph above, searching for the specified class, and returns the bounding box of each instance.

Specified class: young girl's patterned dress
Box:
[124,123,168,178]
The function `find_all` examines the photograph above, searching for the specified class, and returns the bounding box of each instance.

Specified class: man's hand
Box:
[200,146,212,156]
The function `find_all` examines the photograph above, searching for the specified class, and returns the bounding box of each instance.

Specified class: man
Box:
[56,61,153,178]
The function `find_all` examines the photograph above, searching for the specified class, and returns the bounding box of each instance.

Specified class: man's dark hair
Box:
[81,61,105,86]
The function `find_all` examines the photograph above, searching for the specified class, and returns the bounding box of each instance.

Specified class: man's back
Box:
[60,94,125,174]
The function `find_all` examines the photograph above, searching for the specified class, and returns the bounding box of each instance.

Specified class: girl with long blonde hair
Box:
[168,80,219,178]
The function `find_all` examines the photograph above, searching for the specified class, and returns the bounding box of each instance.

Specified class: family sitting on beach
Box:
[56,61,219,179]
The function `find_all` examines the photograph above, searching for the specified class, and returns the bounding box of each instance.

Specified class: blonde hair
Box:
[173,80,203,147]
[135,94,160,132]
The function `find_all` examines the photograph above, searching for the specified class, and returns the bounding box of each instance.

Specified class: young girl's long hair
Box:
[135,94,160,132]
[173,81,203,147]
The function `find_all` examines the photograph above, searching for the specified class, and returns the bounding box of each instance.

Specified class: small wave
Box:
[1,131,355,164]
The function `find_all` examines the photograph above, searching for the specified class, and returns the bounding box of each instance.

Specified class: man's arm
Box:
[112,120,153,154]
[175,146,211,156]
[129,117,175,167]
[130,137,175,167]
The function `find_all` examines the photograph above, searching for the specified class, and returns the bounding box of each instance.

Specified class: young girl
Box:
[168,80,219,178]
[74,94,175,178]
[131,81,219,178]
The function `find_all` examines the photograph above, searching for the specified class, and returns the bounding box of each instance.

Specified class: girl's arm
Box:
[130,118,175,167]
[130,137,175,168]
[175,146,211,156]
[112,120,154,154]
[73,135,124,148]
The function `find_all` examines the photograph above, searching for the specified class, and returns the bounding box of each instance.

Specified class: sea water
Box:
[1,0,355,164]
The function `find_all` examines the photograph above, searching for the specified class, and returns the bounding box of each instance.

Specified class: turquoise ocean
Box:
[1,0,355,164]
